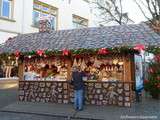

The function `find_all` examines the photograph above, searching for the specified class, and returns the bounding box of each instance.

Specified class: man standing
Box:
[71,66,84,111]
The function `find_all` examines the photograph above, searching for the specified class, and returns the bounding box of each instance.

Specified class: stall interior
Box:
[72,56,124,81]
[24,55,125,82]
[24,57,68,81]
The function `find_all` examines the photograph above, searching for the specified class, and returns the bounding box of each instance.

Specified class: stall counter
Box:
[19,80,134,107]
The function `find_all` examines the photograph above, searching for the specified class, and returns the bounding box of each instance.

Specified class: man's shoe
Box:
[78,108,83,111]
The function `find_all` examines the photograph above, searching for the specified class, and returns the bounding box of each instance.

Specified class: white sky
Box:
[122,0,147,24]
[92,0,151,25]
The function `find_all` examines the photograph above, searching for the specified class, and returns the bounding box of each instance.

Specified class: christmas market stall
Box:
[1,22,160,107]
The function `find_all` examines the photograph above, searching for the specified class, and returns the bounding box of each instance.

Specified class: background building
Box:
[0,0,96,44]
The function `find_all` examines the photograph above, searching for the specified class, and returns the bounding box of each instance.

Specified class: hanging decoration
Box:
[98,48,109,55]
[36,50,44,56]
[72,58,78,67]
[81,59,87,71]
[144,54,160,99]
[8,56,11,60]
[62,49,70,56]
[78,58,82,66]
[14,50,20,58]
[0,46,141,59]
[133,44,145,51]
[93,57,101,68]
[146,46,160,54]
[28,55,32,59]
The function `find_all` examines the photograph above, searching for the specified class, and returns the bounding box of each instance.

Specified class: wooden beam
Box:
[18,61,24,81]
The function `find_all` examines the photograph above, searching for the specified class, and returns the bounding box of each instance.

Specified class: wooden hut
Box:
[1,23,160,107]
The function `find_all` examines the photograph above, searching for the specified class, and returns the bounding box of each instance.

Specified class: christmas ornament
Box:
[113,59,119,65]
[72,58,78,67]
[78,58,82,66]
[36,50,44,56]
[93,57,101,68]
[134,44,145,51]
[118,61,124,66]
[14,50,20,58]
[8,56,11,60]
[144,79,149,84]
[148,68,154,73]
[62,49,70,56]
[15,57,18,66]
[157,83,160,88]
[157,76,160,80]
[98,48,109,55]
[81,59,87,71]
[28,55,32,59]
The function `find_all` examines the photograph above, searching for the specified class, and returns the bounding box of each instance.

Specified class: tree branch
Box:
[92,0,133,25]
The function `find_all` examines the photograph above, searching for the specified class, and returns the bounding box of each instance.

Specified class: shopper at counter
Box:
[71,66,85,111]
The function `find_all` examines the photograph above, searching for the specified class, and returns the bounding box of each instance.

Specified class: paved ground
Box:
[0,80,18,109]
[0,81,160,120]
[1,99,160,120]
[0,81,93,120]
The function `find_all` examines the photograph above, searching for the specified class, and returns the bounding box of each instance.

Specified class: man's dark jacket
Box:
[72,71,84,90]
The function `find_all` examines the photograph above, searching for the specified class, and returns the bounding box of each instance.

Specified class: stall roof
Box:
[1,23,160,53]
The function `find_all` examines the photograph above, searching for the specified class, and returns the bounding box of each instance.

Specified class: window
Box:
[50,15,56,30]
[33,10,40,27]
[72,15,88,29]
[0,0,13,18]
[33,0,57,30]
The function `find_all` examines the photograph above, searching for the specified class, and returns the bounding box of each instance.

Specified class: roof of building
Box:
[1,23,160,53]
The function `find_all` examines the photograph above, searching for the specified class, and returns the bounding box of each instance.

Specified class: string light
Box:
[28,55,32,59]
[8,56,11,60]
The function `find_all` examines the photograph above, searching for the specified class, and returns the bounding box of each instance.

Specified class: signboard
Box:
[134,55,143,91]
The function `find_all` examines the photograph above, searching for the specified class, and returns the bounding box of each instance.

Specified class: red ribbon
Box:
[36,50,44,56]
[62,49,70,56]
[134,44,145,51]
[98,48,109,55]
[14,50,20,57]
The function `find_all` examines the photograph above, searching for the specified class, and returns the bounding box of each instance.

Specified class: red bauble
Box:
[62,49,70,56]
[154,54,160,62]
[157,83,160,88]
[134,44,145,51]
[144,79,149,84]
[98,48,109,55]
[157,76,160,80]
[36,50,44,56]
[148,68,154,73]
[14,50,20,57]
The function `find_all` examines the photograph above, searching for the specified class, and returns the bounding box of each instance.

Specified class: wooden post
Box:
[124,55,132,82]
[66,59,72,81]
[18,61,24,81]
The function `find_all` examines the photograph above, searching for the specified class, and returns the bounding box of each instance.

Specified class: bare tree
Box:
[134,0,160,31]
[92,0,134,25]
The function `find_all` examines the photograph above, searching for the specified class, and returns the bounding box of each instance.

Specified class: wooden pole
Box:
[18,60,24,81]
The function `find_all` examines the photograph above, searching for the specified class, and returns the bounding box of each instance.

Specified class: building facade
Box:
[0,0,95,44]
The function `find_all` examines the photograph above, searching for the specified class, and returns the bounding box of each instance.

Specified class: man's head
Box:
[72,66,80,72]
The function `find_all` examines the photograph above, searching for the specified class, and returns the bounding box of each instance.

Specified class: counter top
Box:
[19,80,134,83]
